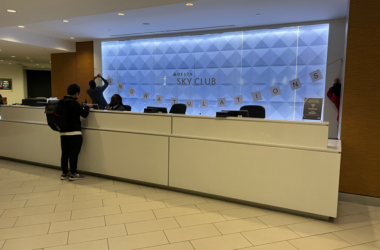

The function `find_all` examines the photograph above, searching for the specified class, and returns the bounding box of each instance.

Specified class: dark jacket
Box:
[87,78,109,109]
[63,96,90,132]
[106,104,125,111]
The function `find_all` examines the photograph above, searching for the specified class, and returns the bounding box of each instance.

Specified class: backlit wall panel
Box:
[102,24,329,120]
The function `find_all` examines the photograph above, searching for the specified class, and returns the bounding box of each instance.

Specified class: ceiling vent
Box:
[110,25,235,37]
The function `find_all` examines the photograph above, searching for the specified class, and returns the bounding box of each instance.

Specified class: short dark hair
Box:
[113,94,123,106]
[67,84,81,95]
[89,80,96,88]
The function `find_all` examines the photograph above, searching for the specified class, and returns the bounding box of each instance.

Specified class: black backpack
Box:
[45,100,69,132]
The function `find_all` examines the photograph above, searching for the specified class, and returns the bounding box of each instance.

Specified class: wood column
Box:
[51,41,94,103]
[340,0,380,197]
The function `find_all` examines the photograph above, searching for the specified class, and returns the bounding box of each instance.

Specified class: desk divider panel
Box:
[172,116,329,149]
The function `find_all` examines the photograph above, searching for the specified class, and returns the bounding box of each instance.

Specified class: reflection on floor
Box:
[1,159,380,250]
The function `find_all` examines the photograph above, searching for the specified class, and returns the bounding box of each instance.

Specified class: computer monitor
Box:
[22,98,47,106]
[145,106,168,114]
[81,103,99,110]
[216,110,249,118]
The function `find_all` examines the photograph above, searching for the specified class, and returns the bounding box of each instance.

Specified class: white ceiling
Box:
[0,0,348,70]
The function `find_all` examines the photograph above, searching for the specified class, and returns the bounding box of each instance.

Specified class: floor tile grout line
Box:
[287,239,301,250]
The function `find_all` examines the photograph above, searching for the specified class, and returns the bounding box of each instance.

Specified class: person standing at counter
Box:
[0,94,3,105]
[106,94,125,111]
[60,84,92,181]
[87,73,109,109]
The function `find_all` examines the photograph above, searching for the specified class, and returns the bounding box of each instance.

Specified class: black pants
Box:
[60,135,83,174]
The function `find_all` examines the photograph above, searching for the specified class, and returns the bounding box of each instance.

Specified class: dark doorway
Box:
[26,70,52,98]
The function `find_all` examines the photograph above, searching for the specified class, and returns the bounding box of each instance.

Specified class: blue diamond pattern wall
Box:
[101,24,329,120]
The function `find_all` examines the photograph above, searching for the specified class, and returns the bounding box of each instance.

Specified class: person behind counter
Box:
[106,94,125,111]
[327,78,341,121]
[60,84,93,181]
[0,94,3,105]
[87,73,109,109]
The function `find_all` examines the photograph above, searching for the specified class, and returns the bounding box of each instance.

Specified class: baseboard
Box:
[339,192,380,207]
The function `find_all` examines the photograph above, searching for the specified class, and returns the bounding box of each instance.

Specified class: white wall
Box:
[0,65,27,104]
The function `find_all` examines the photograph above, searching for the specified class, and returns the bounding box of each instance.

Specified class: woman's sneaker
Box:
[69,173,86,181]
[61,173,71,180]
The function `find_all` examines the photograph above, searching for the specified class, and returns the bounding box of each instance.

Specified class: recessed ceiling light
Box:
[118,13,124,16]
[7,10,16,13]
[9,63,11,64]
[186,3,193,6]
[0,60,3,61]
[18,26,24,28]
[36,64,39,65]
[11,56,15,57]
[63,20,69,23]
[143,23,150,25]
[70,37,74,39]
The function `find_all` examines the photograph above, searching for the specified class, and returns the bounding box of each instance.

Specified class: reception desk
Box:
[0,105,341,218]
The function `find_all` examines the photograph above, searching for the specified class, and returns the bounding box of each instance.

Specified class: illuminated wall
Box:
[102,24,329,120]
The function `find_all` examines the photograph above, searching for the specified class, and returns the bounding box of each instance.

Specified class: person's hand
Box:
[97,73,103,79]
[105,106,111,110]
[93,76,98,80]
[86,104,93,108]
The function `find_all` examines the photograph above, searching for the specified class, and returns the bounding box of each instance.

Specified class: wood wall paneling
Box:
[340,0,380,197]
[76,42,94,104]
[51,53,77,100]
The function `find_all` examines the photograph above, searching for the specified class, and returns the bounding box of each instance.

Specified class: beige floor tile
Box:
[101,183,140,192]
[15,211,71,226]
[287,220,342,237]
[0,176,40,184]
[103,195,147,206]
[238,241,298,250]
[20,179,62,187]
[126,217,179,234]
[364,210,380,220]
[13,191,59,201]
[55,199,103,212]
[121,201,167,213]
[73,192,116,202]
[0,240,4,249]
[0,223,49,240]
[1,232,68,250]
[153,205,201,219]
[116,187,157,197]
[68,224,127,244]
[71,205,121,220]
[0,187,34,195]
[75,180,114,189]
[1,204,55,218]
[195,201,242,212]
[288,233,351,250]
[338,209,350,217]
[257,213,309,227]
[338,204,380,215]
[0,173,30,179]
[163,196,208,208]
[164,224,221,243]
[0,183,24,189]
[0,200,26,209]
[145,192,187,201]
[371,240,380,248]
[0,217,17,229]
[33,184,76,193]
[0,209,3,216]
[59,187,101,196]
[49,216,105,233]
[175,212,226,227]
[342,243,380,250]
[25,195,73,207]
[105,210,156,225]
[219,207,269,220]
[242,226,300,245]
[0,195,15,202]
[191,233,252,250]
[0,168,10,174]
[334,214,380,230]
[136,242,194,250]
[108,231,169,250]
[214,218,268,234]
[333,226,380,245]
[45,239,108,250]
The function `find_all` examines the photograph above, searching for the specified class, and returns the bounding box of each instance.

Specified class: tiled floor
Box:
[1,159,380,250]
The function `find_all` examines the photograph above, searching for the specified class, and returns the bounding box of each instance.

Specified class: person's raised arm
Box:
[74,101,91,118]
[98,74,109,92]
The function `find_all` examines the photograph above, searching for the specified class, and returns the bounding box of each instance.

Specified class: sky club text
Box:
[177,78,217,85]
